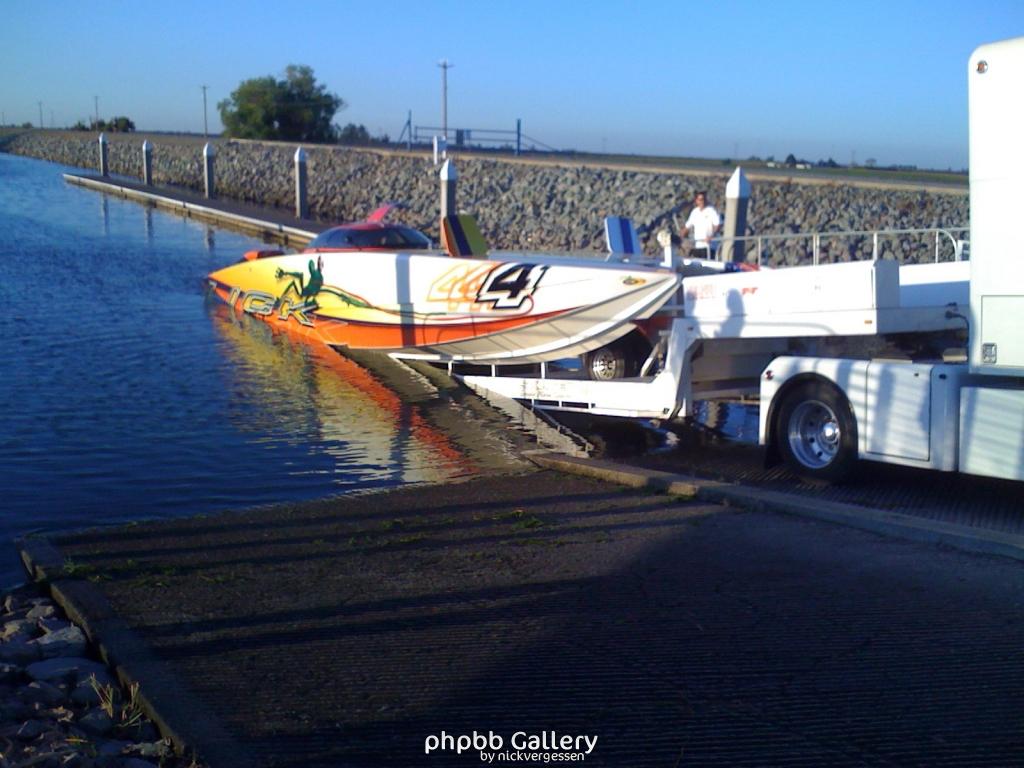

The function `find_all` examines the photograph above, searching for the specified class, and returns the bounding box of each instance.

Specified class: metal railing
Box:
[409,123,556,155]
[704,226,969,267]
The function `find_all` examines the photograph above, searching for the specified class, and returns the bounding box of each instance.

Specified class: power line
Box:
[201,85,209,137]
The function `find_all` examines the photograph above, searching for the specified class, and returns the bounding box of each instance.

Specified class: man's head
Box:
[694,191,707,209]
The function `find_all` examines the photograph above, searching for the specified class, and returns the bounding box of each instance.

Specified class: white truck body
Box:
[968,38,1024,377]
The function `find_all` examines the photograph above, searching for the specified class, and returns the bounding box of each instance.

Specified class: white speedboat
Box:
[208,213,680,366]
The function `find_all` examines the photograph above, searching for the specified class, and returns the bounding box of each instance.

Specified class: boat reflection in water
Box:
[208,302,477,489]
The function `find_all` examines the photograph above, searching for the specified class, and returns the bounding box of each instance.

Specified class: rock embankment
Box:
[4,131,968,264]
[0,583,203,768]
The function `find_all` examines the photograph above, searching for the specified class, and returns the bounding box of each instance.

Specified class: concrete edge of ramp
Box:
[63,173,316,247]
[17,536,257,768]
[525,451,1024,562]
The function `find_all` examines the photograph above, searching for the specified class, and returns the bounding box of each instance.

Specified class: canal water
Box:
[0,153,481,585]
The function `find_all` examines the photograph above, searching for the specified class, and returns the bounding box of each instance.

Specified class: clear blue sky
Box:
[2,1,1022,169]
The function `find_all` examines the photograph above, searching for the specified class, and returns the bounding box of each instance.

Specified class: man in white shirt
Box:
[680,191,720,259]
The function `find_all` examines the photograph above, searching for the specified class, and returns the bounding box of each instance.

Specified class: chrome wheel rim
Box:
[589,349,620,380]
[787,399,841,469]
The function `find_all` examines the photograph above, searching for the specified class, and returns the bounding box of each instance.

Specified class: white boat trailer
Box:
[458,252,1021,483]
[460,257,969,420]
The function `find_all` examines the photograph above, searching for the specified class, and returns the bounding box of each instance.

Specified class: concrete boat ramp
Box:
[18,463,1024,768]
[23,171,1022,768]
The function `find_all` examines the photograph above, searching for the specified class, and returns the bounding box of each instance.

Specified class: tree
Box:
[277,65,344,142]
[219,76,280,139]
[219,65,345,142]
[107,116,135,132]
[338,123,371,144]
[78,117,135,132]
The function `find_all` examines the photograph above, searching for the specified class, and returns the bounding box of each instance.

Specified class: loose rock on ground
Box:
[0,582,202,768]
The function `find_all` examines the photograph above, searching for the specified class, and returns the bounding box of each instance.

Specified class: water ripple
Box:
[0,153,471,585]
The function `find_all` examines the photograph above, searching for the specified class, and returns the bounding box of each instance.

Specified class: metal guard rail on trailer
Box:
[699,226,969,266]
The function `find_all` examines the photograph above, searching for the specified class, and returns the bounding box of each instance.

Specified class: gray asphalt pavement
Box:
[46,470,1024,767]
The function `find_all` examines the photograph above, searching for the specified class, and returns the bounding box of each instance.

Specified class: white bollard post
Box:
[440,158,457,218]
[656,228,675,268]
[294,147,308,219]
[142,140,153,185]
[433,135,447,166]
[98,133,108,177]
[723,166,751,263]
[203,142,216,199]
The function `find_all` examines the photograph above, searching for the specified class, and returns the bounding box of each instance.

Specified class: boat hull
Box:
[208,251,679,363]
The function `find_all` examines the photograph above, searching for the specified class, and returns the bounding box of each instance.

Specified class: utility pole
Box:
[201,85,209,137]
[438,59,453,141]
[94,95,99,128]
[38,102,43,129]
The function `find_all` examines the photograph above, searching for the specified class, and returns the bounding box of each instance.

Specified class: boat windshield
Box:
[307,226,431,250]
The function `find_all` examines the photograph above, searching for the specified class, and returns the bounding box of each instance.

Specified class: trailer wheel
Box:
[775,380,857,483]
[585,339,636,381]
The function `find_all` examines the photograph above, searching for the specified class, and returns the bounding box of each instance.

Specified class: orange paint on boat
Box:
[208,278,569,351]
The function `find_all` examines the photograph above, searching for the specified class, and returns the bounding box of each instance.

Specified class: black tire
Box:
[775,379,858,483]
[584,339,641,381]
